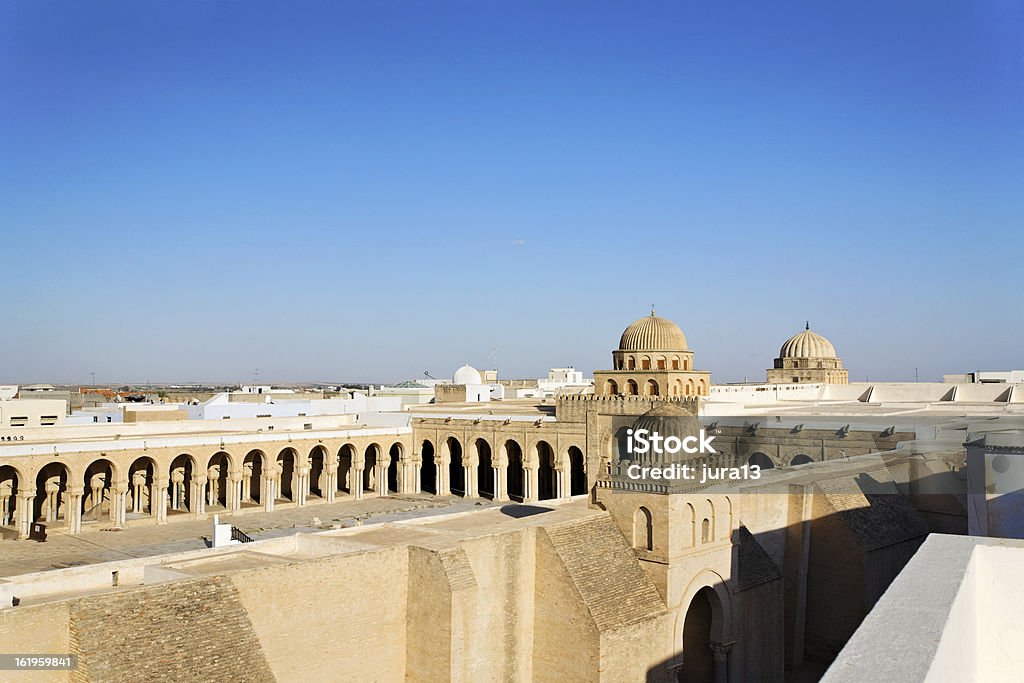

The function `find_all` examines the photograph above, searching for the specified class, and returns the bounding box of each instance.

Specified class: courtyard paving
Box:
[0,494,501,578]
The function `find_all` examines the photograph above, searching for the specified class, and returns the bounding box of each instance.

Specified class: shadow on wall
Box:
[638,458,971,682]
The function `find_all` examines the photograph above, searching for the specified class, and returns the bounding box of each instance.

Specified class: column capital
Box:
[709,641,735,660]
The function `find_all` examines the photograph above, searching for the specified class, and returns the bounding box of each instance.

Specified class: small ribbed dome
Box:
[626,403,704,464]
[779,324,837,359]
[619,312,688,351]
[453,364,482,385]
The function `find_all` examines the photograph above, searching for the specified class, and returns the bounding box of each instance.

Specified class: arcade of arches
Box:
[0,430,591,539]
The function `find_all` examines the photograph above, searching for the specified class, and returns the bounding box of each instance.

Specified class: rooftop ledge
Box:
[823,533,1024,682]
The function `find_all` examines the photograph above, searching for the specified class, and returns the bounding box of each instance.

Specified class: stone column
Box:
[228,474,242,512]
[436,459,448,496]
[352,467,364,500]
[192,477,207,517]
[111,488,128,528]
[153,481,168,524]
[555,468,567,500]
[1,480,13,526]
[298,466,309,506]
[263,475,275,512]
[131,470,147,513]
[493,465,508,502]
[206,466,220,507]
[322,469,336,502]
[710,642,733,683]
[170,468,185,511]
[377,463,388,496]
[241,463,253,503]
[524,466,538,502]
[463,464,475,498]
[89,473,106,521]
[67,487,84,534]
[45,477,62,522]
[18,491,35,539]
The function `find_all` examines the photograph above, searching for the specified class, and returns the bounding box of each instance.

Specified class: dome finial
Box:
[805,320,810,330]
[651,304,655,317]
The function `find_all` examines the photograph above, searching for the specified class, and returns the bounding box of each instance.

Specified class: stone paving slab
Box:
[0,494,500,578]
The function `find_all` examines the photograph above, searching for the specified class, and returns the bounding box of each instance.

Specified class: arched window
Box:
[633,506,653,550]
[626,379,639,396]
[686,503,696,547]
[604,379,619,395]
[645,379,659,396]
[627,357,636,370]
[671,357,680,370]
[656,356,666,370]
[641,356,651,370]
[701,518,711,543]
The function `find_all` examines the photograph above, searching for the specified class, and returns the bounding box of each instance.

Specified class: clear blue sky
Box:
[2,1,1021,385]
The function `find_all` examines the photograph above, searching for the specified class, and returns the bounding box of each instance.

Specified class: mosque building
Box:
[766,323,849,385]
[593,309,712,397]
[0,310,1018,682]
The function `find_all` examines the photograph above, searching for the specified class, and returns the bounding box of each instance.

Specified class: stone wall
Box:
[0,602,71,683]
[70,575,273,683]
[232,546,408,682]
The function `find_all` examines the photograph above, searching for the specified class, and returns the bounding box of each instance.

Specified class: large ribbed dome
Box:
[779,324,837,359]
[619,312,688,351]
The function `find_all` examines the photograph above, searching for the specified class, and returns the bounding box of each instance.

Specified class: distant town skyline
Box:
[3,2,1021,384]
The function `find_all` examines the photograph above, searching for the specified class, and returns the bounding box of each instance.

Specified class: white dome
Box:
[453,364,483,385]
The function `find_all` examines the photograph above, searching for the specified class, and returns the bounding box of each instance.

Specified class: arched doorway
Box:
[276,448,296,501]
[309,445,328,498]
[83,459,116,523]
[206,452,231,510]
[568,446,587,496]
[790,454,813,466]
[0,465,21,530]
[388,443,401,493]
[475,439,493,500]
[127,456,156,517]
[446,437,464,496]
[363,444,381,493]
[536,441,556,501]
[169,454,196,514]
[338,444,356,494]
[747,452,775,470]
[242,450,264,505]
[420,440,436,494]
[679,587,720,682]
[34,462,70,527]
[504,440,524,501]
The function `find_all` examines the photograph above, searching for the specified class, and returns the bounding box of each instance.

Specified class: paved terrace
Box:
[0,494,498,579]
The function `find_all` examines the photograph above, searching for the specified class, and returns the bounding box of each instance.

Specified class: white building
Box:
[943,370,1024,384]
[0,399,67,428]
